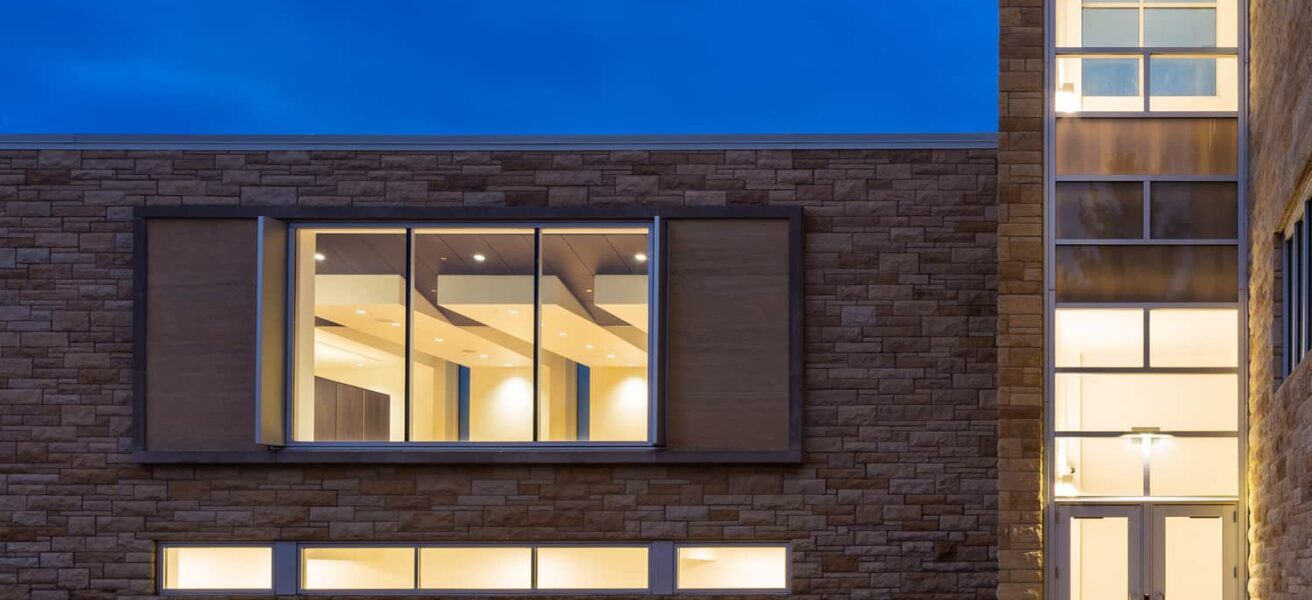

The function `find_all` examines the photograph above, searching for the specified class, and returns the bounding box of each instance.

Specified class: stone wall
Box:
[996,0,1045,598]
[1248,2,1312,599]
[0,147,999,599]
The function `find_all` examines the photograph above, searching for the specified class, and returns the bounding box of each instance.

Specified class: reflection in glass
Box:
[1081,8,1138,47]
[1148,56,1238,111]
[1056,182,1144,239]
[1150,182,1238,239]
[538,228,650,442]
[1069,517,1129,600]
[1144,8,1216,47]
[1055,245,1238,302]
[293,229,407,442]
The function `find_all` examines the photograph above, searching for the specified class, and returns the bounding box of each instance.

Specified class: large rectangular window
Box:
[291,223,654,445]
[676,545,789,591]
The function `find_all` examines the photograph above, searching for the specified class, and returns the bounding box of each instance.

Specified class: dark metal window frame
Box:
[283,220,659,448]
[1281,199,1312,379]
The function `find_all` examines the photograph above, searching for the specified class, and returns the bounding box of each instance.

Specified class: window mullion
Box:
[404,228,414,442]
[532,227,542,443]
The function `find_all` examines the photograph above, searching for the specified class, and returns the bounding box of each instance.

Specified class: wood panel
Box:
[257,218,288,445]
[1055,117,1239,176]
[664,219,793,451]
[313,376,392,441]
[145,219,262,451]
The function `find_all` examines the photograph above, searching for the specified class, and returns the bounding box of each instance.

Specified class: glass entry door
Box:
[1149,505,1237,600]
[1057,505,1143,600]
[1056,504,1237,600]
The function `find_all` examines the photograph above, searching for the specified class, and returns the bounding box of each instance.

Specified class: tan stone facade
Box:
[997,1,1044,598]
[1247,2,1312,600]
[0,147,1000,599]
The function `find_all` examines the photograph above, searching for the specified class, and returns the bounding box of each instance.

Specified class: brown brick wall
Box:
[997,0,1045,598]
[0,147,999,599]
[1248,2,1312,599]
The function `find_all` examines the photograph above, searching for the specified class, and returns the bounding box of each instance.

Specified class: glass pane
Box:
[1144,8,1217,47]
[1150,437,1238,496]
[1069,517,1129,600]
[301,547,416,590]
[539,228,651,442]
[1056,182,1144,239]
[535,547,649,590]
[1082,8,1138,46]
[1056,56,1144,113]
[1055,309,1144,368]
[1150,182,1238,239]
[1149,56,1238,111]
[1055,437,1145,497]
[1164,516,1225,598]
[677,546,788,590]
[1055,245,1238,302]
[421,228,536,442]
[162,546,273,591]
[419,547,532,590]
[1149,309,1239,367]
[293,229,407,442]
[1055,373,1239,432]
[1055,117,1239,176]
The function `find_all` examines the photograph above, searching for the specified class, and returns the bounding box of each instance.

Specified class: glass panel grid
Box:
[290,223,655,446]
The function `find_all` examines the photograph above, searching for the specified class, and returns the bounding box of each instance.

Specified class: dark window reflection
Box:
[1056,182,1144,239]
[1150,182,1238,239]
[1056,245,1238,302]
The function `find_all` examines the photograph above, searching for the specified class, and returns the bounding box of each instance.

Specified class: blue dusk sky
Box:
[0,1,998,135]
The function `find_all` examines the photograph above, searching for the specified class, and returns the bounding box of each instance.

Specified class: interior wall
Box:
[468,367,534,441]
[588,367,648,441]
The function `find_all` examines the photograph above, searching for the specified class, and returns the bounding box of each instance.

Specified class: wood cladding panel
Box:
[256,218,288,446]
[664,219,792,451]
[313,376,391,441]
[145,219,262,451]
[1055,117,1239,176]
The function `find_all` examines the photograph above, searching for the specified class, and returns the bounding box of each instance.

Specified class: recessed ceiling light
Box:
[390,322,400,327]
[606,354,616,359]
[508,309,519,315]
[314,253,326,261]
[586,288,593,293]
[626,363,635,367]
[434,337,444,343]
[504,363,512,367]
[479,354,489,359]
[634,253,647,262]
[473,253,486,262]
[355,309,367,315]
[355,363,364,367]
[440,257,448,261]
[557,331,566,337]
[585,344,595,349]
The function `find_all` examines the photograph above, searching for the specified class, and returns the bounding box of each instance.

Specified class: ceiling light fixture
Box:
[585,344,595,349]
[314,253,326,261]
[473,253,486,262]
[355,363,364,367]
[557,331,566,337]
[355,309,367,315]
[508,309,519,315]
[606,354,616,359]
[634,253,647,262]
[479,354,489,359]
[434,337,444,343]
[390,322,400,327]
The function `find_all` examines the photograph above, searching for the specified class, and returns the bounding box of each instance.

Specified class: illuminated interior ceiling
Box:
[436,274,646,367]
[311,228,649,369]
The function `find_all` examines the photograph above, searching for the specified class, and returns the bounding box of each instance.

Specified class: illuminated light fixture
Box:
[479,354,489,359]
[634,253,647,262]
[1056,82,1079,113]
[355,363,365,367]
[557,331,567,337]
[355,309,367,315]
[504,363,513,367]
[434,337,444,343]
[314,253,326,261]
[626,363,635,367]
[472,253,486,262]
[606,354,616,359]
[586,288,593,293]
[390,322,400,327]
[585,344,595,349]
[1121,427,1173,460]
[508,309,519,315]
